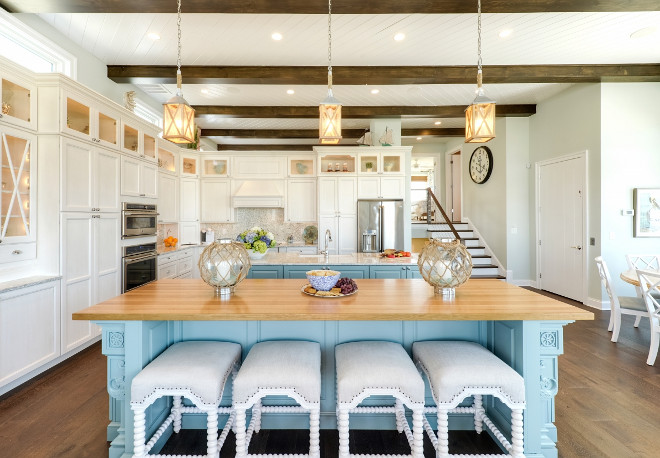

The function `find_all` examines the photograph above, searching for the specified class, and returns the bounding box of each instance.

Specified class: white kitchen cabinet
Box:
[0,125,37,255]
[157,141,178,175]
[0,280,60,389]
[60,212,120,353]
[286,179,316,223]
[157,248,194,280]
[287,156,316,177]
[232,155,286,178]
[318,176,357,254]
[179,222,200,245]
[62,91,120,150]
[158,172,178,223]
[357,149,405,175]
[201,179,231,223]
[120,120,159,163]
[120,155,157,199]
[61,136,120,213]
[0,70,37,131]
[317,152,357,175]
[357,175,405,199]
[201,156,230,177]
[180,177,199,222]
[284,246,318,255]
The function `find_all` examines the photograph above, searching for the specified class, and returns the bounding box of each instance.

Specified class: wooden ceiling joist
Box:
[216,144,329,152]
[193,105,536,119]
[203,128,464,139]
[108,64,660,85]
[3,0,658,14]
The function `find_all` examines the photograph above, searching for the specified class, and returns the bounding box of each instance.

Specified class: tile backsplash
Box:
[204,208,316,245]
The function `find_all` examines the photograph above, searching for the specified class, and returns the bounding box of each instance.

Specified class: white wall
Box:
[14,13,161,113]
[600,82,660,297]
[529,83,602,301]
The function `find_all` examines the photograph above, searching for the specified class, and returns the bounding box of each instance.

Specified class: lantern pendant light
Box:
[319,0,342,144]
[465,0,495,143]
[163,0,196,144]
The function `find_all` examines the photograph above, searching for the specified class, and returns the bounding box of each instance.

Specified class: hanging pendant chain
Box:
[327,0,333,88]
[176,0,183,90]
[477,0,482,72]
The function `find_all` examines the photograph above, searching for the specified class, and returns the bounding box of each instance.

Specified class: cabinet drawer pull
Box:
[12,250,22,255]
[139,193,146,196]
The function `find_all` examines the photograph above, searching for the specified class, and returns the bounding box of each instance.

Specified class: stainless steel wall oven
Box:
[122,203,157,238]
[122,242,157,293]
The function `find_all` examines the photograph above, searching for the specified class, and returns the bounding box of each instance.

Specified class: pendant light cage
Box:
[163,0,196,144]
[465,0,496,143]
[319,0,342,144]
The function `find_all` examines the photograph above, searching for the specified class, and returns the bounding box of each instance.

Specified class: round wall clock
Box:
[469,146,493,184]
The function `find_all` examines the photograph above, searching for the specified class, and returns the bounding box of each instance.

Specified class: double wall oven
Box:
[121,203,158,293]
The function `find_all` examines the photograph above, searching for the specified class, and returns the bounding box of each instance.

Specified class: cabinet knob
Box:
[0,113,3,118]
[139,193,146,196]
[12,250,22,255]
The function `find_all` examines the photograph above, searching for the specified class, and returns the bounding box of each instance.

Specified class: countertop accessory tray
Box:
[300,283,358,298]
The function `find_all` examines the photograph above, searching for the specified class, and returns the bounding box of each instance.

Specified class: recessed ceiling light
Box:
[394,33,406,42]
[498,29,513,38]
[272,32,283,41]
[287,89,295,95]
[370,89,380,94]
[630,26,658,39]
[416,137,422,141]
[201,89,209,94]
[434,121,442,125]
[147,32,161,40]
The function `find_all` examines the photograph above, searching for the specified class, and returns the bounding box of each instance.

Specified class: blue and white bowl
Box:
[306,270,340,291]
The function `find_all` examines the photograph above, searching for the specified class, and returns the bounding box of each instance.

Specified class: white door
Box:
[95,149,120,212]
[286,179,316,222]
[94,213,120,336]
[140,162,158,198]
[450,151,461,222]
[337,177,357,215]
[158,173,178,223]
[201,179,231,222]
[180,178,199,222]
[61,213,94,352]
[380,176,405,199]
[120,155,141,197]
[538,154,585,301]
[61,138,94,212]
[338,214,357,254]
[180,221,200,244]
[357,176,380,199]
[318,177,338,215]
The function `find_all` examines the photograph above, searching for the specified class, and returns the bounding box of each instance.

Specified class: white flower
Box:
[266,232,275,240]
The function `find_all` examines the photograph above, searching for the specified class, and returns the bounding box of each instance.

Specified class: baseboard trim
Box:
[585,296,609,310]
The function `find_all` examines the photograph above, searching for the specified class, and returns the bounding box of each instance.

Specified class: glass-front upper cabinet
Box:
[381,152,404,174]
[357,150,405,175]
[180,153,199,177]
[288,156,316,177]
[143,133,157,162]
[358,152,379,174]
[201,156,229,177]
[157,145,177,175]
[63,92,120,149]
[1,126,36,246]
[317,152,356,175]
[1,74,36,131]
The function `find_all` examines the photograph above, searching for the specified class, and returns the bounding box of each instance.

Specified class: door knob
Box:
[570,245,582,250]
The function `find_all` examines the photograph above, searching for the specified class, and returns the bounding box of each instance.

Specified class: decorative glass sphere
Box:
[198,239,251,296]
[417,239,472,296]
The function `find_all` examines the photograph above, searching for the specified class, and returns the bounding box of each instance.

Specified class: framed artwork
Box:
[634,188,660,237]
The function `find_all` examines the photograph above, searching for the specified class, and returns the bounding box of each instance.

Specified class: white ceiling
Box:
[32,11,660,143]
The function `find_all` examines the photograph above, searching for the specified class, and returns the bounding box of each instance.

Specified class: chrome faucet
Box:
[321,229,333,257]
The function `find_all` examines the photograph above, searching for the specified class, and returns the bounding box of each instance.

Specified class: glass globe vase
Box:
[417,239,472,297]
[198,239,251,296]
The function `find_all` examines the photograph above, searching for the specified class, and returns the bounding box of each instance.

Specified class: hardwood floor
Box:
[1,289,659,457]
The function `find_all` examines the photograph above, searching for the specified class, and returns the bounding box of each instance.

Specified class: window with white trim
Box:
[0,9,76,77]
[134,98,163,132]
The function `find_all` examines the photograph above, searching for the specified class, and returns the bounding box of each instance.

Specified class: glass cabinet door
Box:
[65,97,92,138]
[143,134,157,161]
[181,154,198,177]
[382,153,403,174]
[1,130,33,242]
[288,157,315,176]
[1,77,33,129]
[96,110,118,146]
[123,124,139,154]
[158,147,177,174]
[202,157,229,177]
[358,152,379,174]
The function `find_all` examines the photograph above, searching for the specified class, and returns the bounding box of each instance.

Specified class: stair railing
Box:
[426,187,462,242]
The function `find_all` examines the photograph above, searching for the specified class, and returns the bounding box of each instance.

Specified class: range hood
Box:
[231,180,285,208]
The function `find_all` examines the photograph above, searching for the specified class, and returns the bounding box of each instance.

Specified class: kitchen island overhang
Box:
[74,279,592,458]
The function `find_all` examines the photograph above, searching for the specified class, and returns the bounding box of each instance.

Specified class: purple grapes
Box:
[336,277,357,294]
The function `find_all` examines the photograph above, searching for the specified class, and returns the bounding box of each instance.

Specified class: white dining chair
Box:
[635,269,660,366]
[595,257,648,342]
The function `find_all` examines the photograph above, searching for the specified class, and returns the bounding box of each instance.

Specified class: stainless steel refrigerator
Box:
[357,199,404,253]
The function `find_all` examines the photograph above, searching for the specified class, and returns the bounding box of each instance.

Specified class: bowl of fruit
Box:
[306,270,341,291]
[163,235,178,248]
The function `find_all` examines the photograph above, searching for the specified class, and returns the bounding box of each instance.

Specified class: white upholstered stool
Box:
[335,341,425,458]
[232,340,321,458]
[413,341,526,458]
[130,341,241,458]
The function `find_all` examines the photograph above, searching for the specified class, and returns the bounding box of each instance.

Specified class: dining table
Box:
[620,269,642,286]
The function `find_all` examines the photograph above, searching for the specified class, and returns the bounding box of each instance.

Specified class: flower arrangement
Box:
[236,226,276,254]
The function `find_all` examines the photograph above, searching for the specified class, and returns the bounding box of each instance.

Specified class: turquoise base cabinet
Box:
[283,265,369,279]
[100,318,570,458]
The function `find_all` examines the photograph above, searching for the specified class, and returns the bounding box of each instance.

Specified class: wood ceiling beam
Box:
[194,105,536,118]
[108,64,660,85]
[216,144,332,152]
[203,128,464,138]
[2,1,658,13]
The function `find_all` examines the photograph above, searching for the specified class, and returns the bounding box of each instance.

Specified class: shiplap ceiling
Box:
[31,11,660,145]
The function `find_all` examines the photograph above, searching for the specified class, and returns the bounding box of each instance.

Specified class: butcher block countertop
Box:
[73,278,593,322]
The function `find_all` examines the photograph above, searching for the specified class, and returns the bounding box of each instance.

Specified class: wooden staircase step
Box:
[470,274,507,280]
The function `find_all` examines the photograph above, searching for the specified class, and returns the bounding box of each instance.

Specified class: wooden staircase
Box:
[426,223,506,280]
